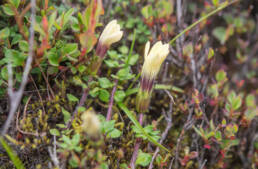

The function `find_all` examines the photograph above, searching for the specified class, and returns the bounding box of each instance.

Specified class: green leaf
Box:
[11,34,22,45]
[246,94,255,108]
[107,128,122,138]
[227,91,236,104]
[128,54,139,65]
[5,49,27,66]
[101,120,115,134]
[116,67,135,80]
[98,77,113,89]
[216,70,227,83]
[49,129,60,136]
[0,136,25,169]
[114,90,126,103]
[119,46,129,54]
[136,150,152,167]
[107,50,119,59]
[71,134,80,145]
[10,0,20,8]
[62,108,71,124]
[104,59,120,68]
[1,66,8,80]
[48,11,57,31]
[47,48,59,66]
[100,163,109,169]
[89,87,100,97]
[18,40,29,52]
[208,48,214,60]
[2,4,15,16]
[141,5,153,18]
[67,93,79,102]
[118,102,170,153]
[99,89,110,102]
[63,43,78,55]
[63,8,74,26]
[69,155,79,168]
[215,131,222,141]
[78,65,86,73]
[212,27,227,45]
[232,96,242,111]
[193,126,203,137]
[212,0,219,6]
[132,125,160,141]
[0,27,10,39]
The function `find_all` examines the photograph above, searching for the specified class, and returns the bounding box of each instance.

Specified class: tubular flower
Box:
[81,109,100,138]
[96,20,123,58]
[136,41,169,113]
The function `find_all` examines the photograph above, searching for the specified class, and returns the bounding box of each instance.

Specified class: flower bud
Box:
[136,41,169,113]
[99,20,123,47]
[142,41,169,80]
[81,109,100,138]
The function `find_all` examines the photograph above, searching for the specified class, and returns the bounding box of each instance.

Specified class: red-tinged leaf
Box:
[189,151,198,159]
[180,156,190,166]
[37,16,50,57]
[204,144,211,149]
[83,0,104,32]
[236,79,244,88]
[42,16,48,33]
[220,150,225,158]
[78,31,97,53]
[58,66,66,71]
[80,48,87,57]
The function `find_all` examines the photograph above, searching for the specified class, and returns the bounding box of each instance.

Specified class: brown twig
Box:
[148,102,173,169]
[13,3,31,41]
[30,75,46,116]
[106,79,118,121]
[16,96,46,137]
[174,108,195,168]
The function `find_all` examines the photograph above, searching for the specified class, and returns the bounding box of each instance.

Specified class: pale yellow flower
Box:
[81,109,100,138]
[142,41,169,79]
[99,20,123,47]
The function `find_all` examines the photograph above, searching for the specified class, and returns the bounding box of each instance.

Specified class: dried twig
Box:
[148,101,173,169]
[16,96,46,137]
[1,0,36,136]
[48,135,60,169]
[174,108,195,168]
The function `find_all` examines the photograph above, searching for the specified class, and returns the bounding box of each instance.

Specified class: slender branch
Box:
[148,93,173,169]
[66,77,92,129]
[48,135,60,168]
[106,79,118,121]
[169,0,239,45]
[1,0,36,136]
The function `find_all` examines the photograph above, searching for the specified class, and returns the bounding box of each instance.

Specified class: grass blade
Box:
[118,102,171,153]
[0,136,25,169]
[169,0,239,45]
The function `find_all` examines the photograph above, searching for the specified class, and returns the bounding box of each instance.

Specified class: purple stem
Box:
[130,113,144,169]
[66,77,92,129]
[106,79,118,121]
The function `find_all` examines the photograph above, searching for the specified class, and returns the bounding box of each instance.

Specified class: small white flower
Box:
[142,41,169,79]
[81,109,100,138]
[99,20,123,47]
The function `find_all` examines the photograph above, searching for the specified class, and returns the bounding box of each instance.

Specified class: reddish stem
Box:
[130,113,144,169]
[106,79,118,121]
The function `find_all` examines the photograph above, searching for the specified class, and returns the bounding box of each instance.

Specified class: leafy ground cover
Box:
[0,0,257,168]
